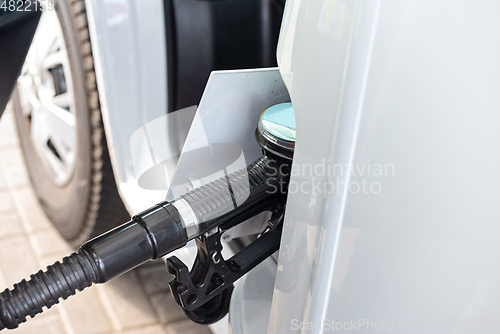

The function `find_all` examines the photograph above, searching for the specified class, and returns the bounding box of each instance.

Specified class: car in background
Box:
[10,0,284,246]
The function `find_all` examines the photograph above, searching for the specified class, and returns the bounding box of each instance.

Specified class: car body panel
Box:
[271,0,500,332]
[85,0,169,214]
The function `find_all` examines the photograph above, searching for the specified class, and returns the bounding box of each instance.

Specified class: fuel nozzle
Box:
[0,102,295,330]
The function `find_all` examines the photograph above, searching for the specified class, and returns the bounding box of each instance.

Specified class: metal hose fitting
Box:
[172,155,282,238]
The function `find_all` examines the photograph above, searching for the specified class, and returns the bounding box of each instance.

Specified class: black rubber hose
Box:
[0,251,98,330]
[0,202,186,330]
[0,156,284,330]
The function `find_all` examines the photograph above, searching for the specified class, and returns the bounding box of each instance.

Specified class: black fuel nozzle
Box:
[0,155,284,330]
[0,101,295,330]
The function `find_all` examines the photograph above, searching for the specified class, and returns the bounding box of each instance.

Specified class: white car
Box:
[2,0,500,333]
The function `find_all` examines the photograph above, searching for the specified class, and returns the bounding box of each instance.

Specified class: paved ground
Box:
[0,106,212,334]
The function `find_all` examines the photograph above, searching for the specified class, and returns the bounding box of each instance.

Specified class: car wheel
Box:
[12,0,130,247]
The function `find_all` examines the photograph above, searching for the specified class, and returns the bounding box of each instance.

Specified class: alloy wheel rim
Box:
[17,10,78,186]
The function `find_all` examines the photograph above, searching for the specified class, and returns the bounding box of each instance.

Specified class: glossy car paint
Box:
[270,0,500,333]
[84,0,169,214]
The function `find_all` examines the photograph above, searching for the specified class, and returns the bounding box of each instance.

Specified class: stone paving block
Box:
[0,109,20,149]
[2,162,29,188]
[39,251,70,270]
[11,314,66,334]
[0,235,39,287]
[0,144,30,189]
[164,320,212,334]
[0,212,23,239]
[30,229,73,258]
[149,292,187,325]
[137,263,172,295]
[0,169,6,190]
[57,288,114,334]
[0,270,6,291]
[0,191,15,212]
[0,147,25,168]
[10,186,53,232]
[121,324,166,334]
[96,271,158,331]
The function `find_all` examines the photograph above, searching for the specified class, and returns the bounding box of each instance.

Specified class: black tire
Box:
[12,0,130,247]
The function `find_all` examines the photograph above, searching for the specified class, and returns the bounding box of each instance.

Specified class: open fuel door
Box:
[0,6,41,118]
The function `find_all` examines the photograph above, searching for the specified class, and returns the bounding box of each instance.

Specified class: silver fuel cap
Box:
[256,102,295,160]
